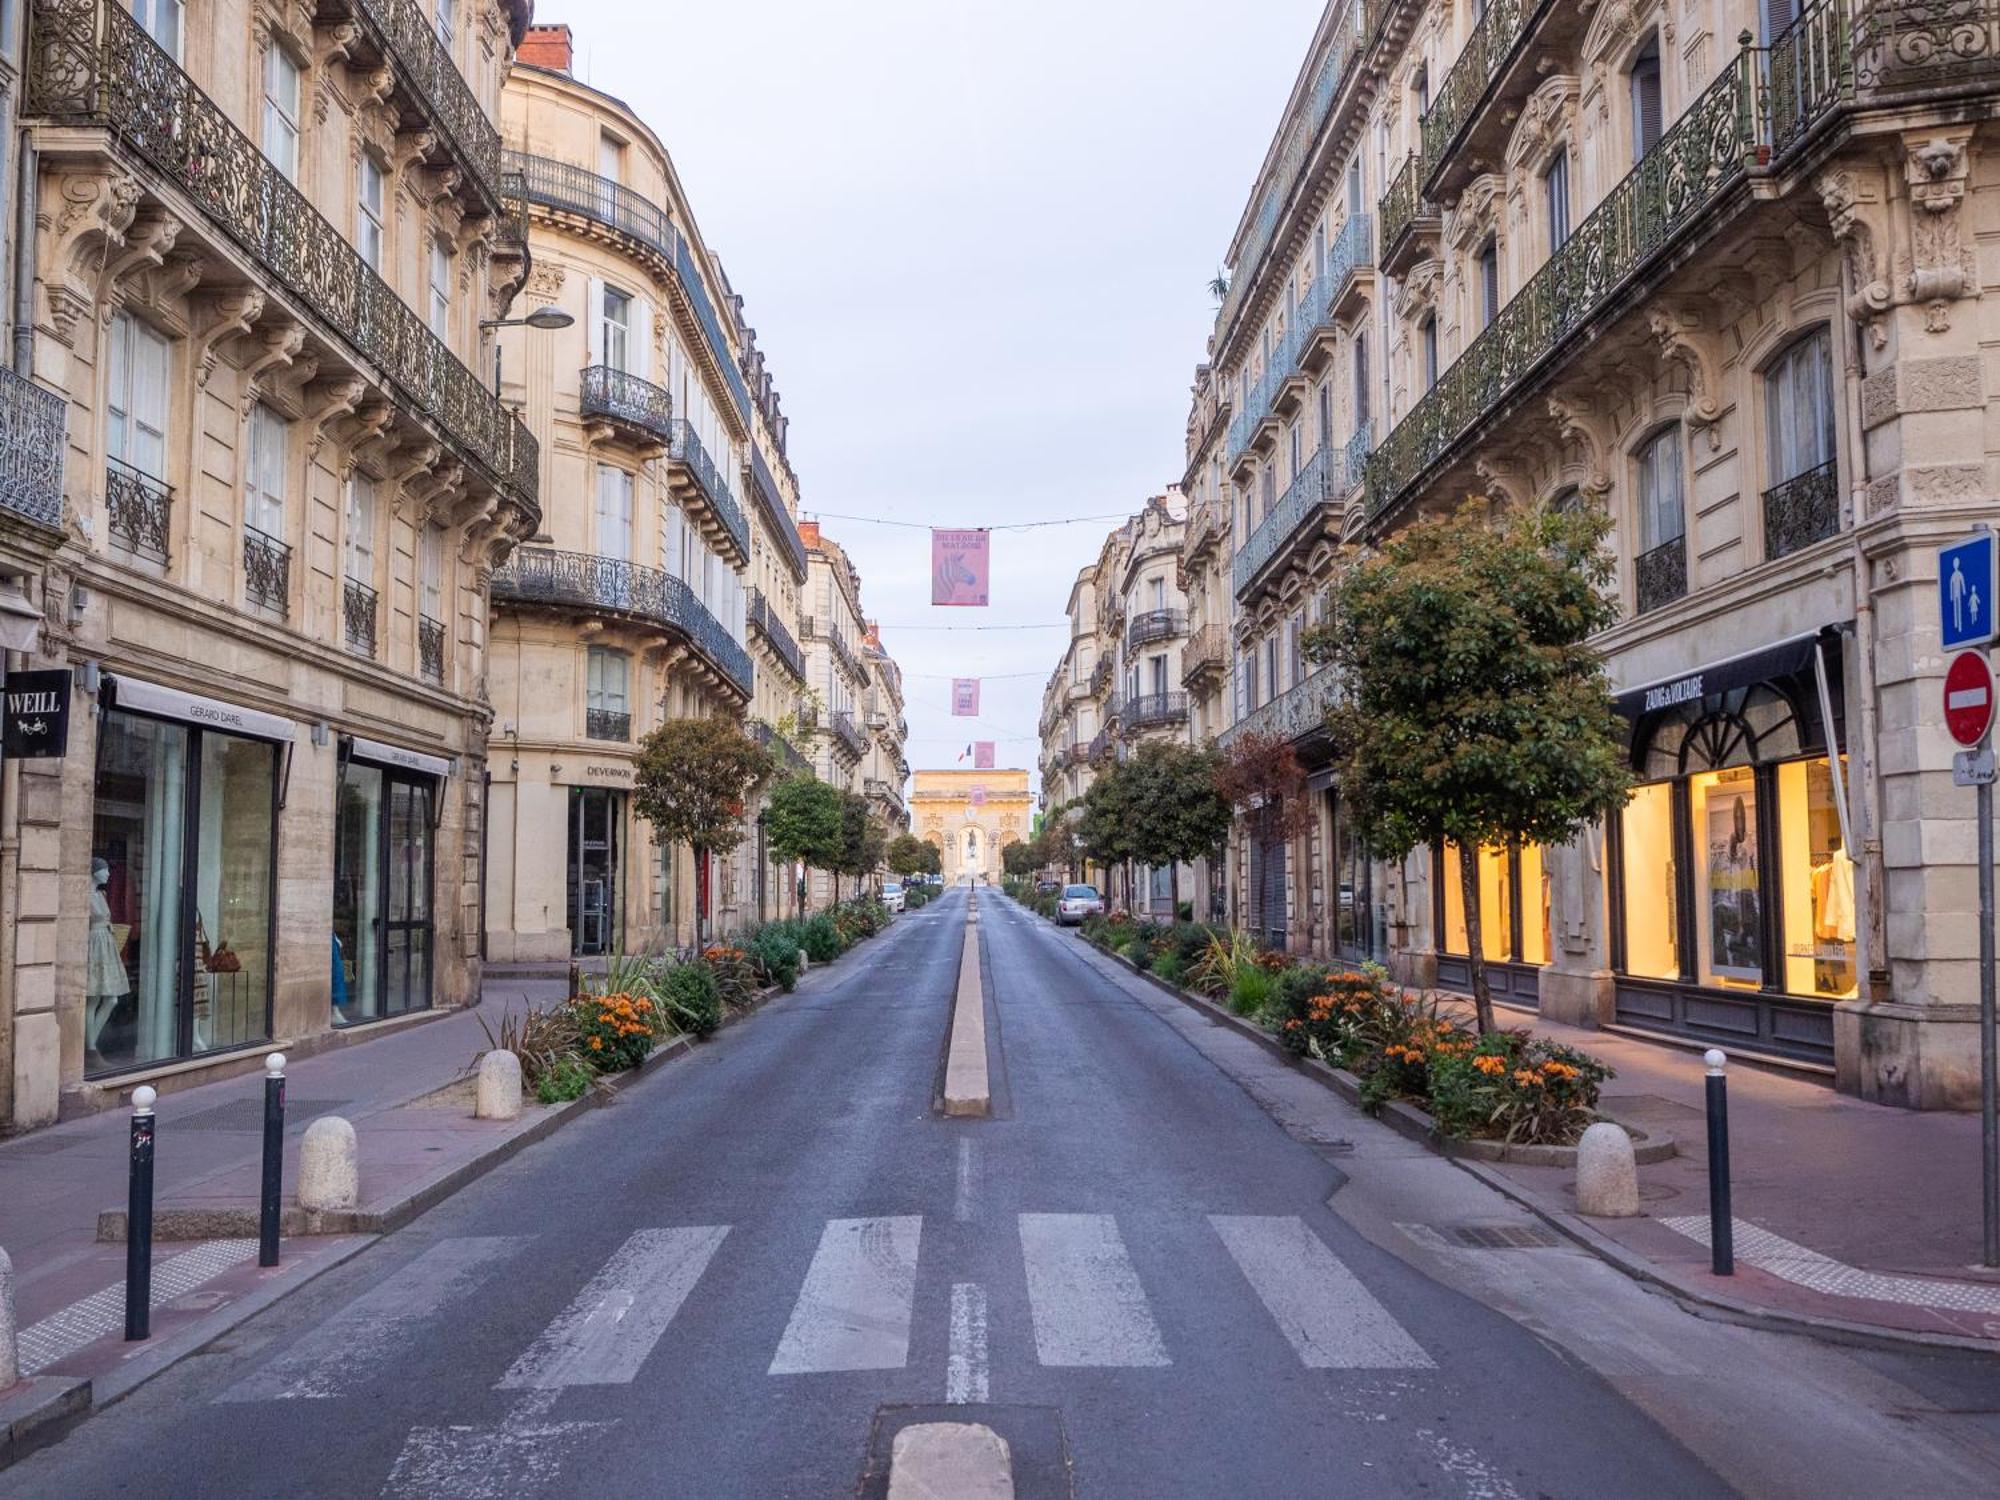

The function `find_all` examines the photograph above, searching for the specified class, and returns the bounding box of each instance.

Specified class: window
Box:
[1264,635,1280,698]
[1636,426,1685,551]
[1318,381,1333,452]
[1439,844,1549,964]
[107,312,169,479]
[1288,420,1303,479]
[1765,327,1836,486]
[1414,65,1430,119]
[245,405,287,539]
[262,44,301,182]
[131,0,184,55]
[1149,654,1168,697]
[598,132,625,183]
[1346,156,1364,217]
[1476,238,1500,327]
[1287,610,1304,686]
[1630,38,1663,160]
[1354,333,1370,427]
[601,287,632,372]
[434,0,454,48]
[428,241,454,341]
[1761,0,1798,42]
[420,524,445,622]
[357,156,385,270]
[586,648,630,739]
[1420,315,1438,391]
[1149,576,1166,611]
[344,475,376,583]
[1260,463,1275,521]
[1544,151,1570,251]
[595,466,634,560]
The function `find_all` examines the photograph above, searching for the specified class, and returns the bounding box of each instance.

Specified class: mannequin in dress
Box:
[86,857,131,1057]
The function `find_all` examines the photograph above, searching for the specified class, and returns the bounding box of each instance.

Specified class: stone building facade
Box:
[1,0,540,1129]
[1175,0,2000,1107]
[912,768,1031,884]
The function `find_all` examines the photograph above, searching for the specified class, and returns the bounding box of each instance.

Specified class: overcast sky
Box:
[553,0,1322,790]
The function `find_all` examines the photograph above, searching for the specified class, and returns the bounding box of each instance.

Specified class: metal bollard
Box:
[259,1054,287,1268]
[1704,1049,1734,1276]
[125,1085,157,1341]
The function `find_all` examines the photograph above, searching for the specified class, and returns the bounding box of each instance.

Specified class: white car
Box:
[1056,884,1104,925]
[881,881,905,913]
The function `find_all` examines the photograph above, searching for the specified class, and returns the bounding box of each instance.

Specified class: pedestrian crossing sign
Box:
[1940,530,1998,651]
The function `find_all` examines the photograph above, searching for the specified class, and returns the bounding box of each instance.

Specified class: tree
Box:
[1310,500,1631,1033]
[886,832,939,879]
[1078,763,1137,907]
[765,775,843,915]
[1001,838,1040,879]
[1120,741,1233,917]
[632,715,770,945]
[1214,730,1315,939]
[834,791,885,898]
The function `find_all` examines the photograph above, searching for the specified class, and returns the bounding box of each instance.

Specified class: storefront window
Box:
[1778,757,1856,998]
[335,765,385,1023]
[1519,843,1551,966]
[1691,765,1762,989]
[1620,781,1679,979]
[1441,843,1532,963]
[194,732,276,1052]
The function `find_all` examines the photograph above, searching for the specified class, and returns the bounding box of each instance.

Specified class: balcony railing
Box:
[579,364,672,440]
[1089,656,1113,696]
[1762,459,1840,560]
[243,528,289,614]
[344,577,378,657]
[1183,624,1228,685]
[803,616,865,684]
[1233,444,1354,598]
[418,614,445,681]
[350,0,503,214]
[666,419,750,560]
[24,0,538,517]
[1226,268,1334,467]
[491,546,754,696]
[1325,210,1374,298]
[1087,729,1111,763]
[1377,154,1423,263]
[749,718,812,776]
[502,152,751,428]
[586,707,631,742]
[1420,0,1544,197]
[865,777,903,807]
[1219,667,1342,750]
[0,367,65,530]
[1124,691,1189,732]
[1635,536,1689,615]
[1127,608,1186,649]
[1064,742,1091,767]
[749,446,808,579]
[831,710,868,760]
[747,587,805,681]
[105,457,169,562]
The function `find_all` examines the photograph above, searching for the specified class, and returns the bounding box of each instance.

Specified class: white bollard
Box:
[1575,1120,1641,1218]
[797,948,810,975]
[474,1049,523,1121]
[0,1245,17,1389]
[297,1116,359,1213]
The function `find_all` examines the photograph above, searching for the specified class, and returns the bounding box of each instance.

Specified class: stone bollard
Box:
[298,1116,359,1213]
[1575,1120,1640,1218]
[797,948,810,975]
[475,1050,523,1121]
[1,1245,17,1389]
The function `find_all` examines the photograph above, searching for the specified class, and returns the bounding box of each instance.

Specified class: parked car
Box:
[1056,883,1104,925]
[881,881,905,913]
[1035,879,1062,895]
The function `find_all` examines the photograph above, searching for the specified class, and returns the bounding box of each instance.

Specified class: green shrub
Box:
[702,944,760,1007]
[1426,1033,1615,1145]
[659,961,724,1038]
[572,991,660,1070]
[536,1054,592,1103]
[1123,938,1153,972]
[744,927,800,991]
[1230,966,1277,1017]
[1152,952,1184,986]
[800,914,843,963]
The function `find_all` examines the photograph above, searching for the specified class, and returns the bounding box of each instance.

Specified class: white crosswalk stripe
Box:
[769,1216,924,1374]
[1212,1214,1433,1369]
[221,1236,526,1402]
[498,1226,729,1390]
[1019,1212,1170,1368]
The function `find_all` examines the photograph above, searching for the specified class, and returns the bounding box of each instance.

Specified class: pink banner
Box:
[974,742,995,770]
[971,786,987,807]
[951,678,980,717]
[932,529,991,607]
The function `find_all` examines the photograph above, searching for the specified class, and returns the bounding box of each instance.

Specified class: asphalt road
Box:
[6,884,1996,1498]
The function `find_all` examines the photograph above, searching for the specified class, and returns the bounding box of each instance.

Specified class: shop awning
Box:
[1610,628,1846,721]
[346,735,453,780]
[107,675,296,743]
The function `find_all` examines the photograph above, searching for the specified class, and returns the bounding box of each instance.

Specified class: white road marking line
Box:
[947,1282,989,1404]
[380,1403,612,1499]
[1211,1215,1433,1369]
[16,1238,257,1375]
[1018,1213,1170,1368]
[769,1216,923,1374]
[497,1226,728,1390]
[222,1236,525,1402]
[1659,1216,2000,1313]
[955,1138,975,1222]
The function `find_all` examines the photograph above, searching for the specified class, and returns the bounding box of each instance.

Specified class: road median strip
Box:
[943,894,991,1118]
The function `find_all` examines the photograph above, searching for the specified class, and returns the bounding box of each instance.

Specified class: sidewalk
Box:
[1462,1002,2000,1349]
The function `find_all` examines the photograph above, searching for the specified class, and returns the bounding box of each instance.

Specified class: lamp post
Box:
[481,304,574,398]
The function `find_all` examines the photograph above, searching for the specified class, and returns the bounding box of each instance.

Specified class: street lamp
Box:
[481,304,574,397]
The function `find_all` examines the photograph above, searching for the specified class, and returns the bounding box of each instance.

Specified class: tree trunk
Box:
[1169,861,1180,921]
[1458,846,1496,1035]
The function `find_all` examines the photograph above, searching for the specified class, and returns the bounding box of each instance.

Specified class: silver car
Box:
[881,881,905,913]
[1056,883,1103,925]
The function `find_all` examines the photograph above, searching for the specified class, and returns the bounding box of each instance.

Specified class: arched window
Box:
[1635,425,1687,612]
[1763,327,1839,557]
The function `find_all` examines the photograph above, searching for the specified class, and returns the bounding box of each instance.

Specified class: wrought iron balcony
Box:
[1419,0,1541,199]
[344,577,379,657]
[418,614,445,681]
[105,457,169,563]
[1182,624,1228,687]
[491,546,754,697]
[1123,692,1189,732]
[1635,536,1689,615]
[243,528,289,614]
[803,616,866,685]
[0,367,65,530]
[1376,154,1425,269]
[1218,667,1342,751]
[1233,444,1354,599]
[749,718,812,776]
[865,777,904,807]
[579,364,672,443]
[586,707,631,742]
[501,152,751,428]
[1225,269,1335,468]
[749,446,808,580]
[24,1,538,518]
[1762,459,1841,561]
[1087,729,1111,764]
[1064,742,1092,767]
[831,710,868,760]
[347,0,503,215]
[747,587,805,681]
[1324,210,1373,311]
[1127,609,1186,649]
[665,419,750,561]
[1088,656,1113,696]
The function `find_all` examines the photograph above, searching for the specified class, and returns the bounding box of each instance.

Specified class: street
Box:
[6,885,1997,1499]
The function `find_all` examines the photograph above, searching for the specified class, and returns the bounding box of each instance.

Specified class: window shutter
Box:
[633,297,653,381]
[1355,335,1369,426]
[1763,0,1797,42]
[586,278,605,366]
[1632,52,1663,160]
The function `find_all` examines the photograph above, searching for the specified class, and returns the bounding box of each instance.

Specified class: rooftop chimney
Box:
[519,24,573,73]
[798,520,821,549]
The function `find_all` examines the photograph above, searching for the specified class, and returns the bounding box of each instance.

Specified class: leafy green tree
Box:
[1078,761,1137,904]
[1001,838,1040,879]
[765,775,843,915]
[886,832,939,879]
[632,716,770,945]
[834,791,886,898]
[1310,500,1630,1033]
[1120,741,1233,916]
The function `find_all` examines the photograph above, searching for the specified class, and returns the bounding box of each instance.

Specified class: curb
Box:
[0,1376,89,1471]
[1017,900,2000,1362]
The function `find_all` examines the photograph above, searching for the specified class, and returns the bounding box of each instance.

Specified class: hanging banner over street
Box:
[974,741,995,769]
[971,786,987,807]
[952,678,980,716]
[932,529,991,607]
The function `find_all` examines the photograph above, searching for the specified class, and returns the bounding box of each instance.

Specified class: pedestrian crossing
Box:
[221,1212,1428,1410]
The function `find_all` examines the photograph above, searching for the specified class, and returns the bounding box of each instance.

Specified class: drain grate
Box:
[176,1097,350,1132]
[1443,1223,1562,1250]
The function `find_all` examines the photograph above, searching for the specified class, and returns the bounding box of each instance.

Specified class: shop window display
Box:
[1441,842,1548,966]
[1620,780,1679,979]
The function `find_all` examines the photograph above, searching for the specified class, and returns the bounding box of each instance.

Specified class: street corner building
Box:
[911,769,1031,884]
[1134,0,2000,1109]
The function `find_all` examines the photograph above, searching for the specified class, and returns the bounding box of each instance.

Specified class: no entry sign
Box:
[1945,650,1995,746]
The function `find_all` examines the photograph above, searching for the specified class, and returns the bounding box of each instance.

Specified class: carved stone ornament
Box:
[1903,133,1976,333]
[304,375,368,463]
[43,170,143,344]
[1504,75,1582,173]
[1647,307,1725,445]
[240,322,310,415]
[1814,167,1894,349]
[1546,392,1615,498]
[191,288,268,387]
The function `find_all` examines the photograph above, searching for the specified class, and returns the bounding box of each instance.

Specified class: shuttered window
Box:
[1354,333,1370,426]
[1631,40,1663,160]
[1544,151,1570,251]
[595,466,635,560]
[1420,316,1438,390]
[262,44,300,181]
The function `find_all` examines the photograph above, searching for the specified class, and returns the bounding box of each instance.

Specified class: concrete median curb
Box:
[943,903,991,1117]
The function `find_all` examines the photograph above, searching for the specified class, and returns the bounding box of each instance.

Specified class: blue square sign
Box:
[1941,530,1998,651]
